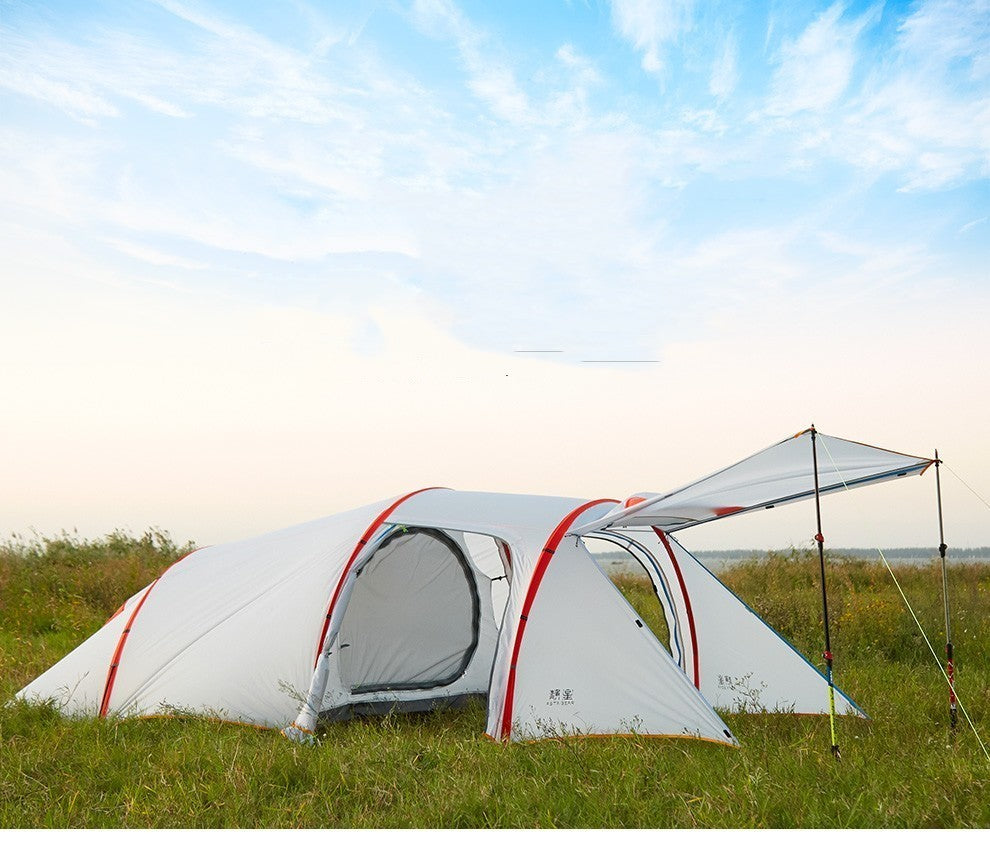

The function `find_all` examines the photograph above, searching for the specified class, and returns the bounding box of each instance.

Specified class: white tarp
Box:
[573,430,933,534]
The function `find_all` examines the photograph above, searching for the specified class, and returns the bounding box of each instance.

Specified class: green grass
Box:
[1,533,988,827]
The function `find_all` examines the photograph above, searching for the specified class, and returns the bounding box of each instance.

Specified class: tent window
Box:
[461,532,512,626]
[338,528,481,694]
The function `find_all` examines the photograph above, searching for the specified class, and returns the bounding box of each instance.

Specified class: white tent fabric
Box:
[572,430,933,535]
[19,501,390,725]
[503,539,735,744]
[15,429,928,745]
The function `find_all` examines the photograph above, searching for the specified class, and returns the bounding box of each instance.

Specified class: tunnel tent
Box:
[16,430,934,746]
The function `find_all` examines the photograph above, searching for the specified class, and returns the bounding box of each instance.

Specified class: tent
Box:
[17,430,933,745]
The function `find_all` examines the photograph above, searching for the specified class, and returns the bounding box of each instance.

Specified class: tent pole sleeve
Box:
[654,529,700,688]
[811,427,841,760]
[934,450,957,729]
[287,539,390,742]
[97,548,195,717]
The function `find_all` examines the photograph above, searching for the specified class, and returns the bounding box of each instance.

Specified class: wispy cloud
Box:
[709,32,739,100]
[608,0,695,79]
[765,3,880,116]
[726,1,990,191]
[101,237,211,271]
[2,0,987,354]
[410,0,533,123]
[842,0,990,190]
[0,24,202,123]
[0,31,120,122]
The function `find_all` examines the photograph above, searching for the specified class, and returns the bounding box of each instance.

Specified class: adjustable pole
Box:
[811,426,841,760]
[934,450,957,729]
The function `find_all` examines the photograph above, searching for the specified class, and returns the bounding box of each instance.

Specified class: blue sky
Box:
[1,0,988,547]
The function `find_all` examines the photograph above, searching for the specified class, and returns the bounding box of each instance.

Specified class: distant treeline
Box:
[595,547,990,561]
[696,547,990,560]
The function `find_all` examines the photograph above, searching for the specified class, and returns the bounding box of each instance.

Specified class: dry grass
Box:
[1,533,988,827]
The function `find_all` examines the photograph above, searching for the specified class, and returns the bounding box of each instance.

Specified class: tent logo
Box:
[547,688,574,706]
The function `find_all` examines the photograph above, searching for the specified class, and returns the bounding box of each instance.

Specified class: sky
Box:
[1,0,988,551]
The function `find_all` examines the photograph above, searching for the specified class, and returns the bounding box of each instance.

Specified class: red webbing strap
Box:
[654,528,700,689]
[498,498,618,740]
[312,486,447,667]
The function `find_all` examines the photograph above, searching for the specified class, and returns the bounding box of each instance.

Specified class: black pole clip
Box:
[939,542,948,558]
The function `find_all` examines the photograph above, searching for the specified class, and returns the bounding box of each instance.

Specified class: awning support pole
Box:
[811,426,841,760]
[934,450,957,730]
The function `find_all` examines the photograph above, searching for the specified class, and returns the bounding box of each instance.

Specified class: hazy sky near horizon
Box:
[2,0,988,550]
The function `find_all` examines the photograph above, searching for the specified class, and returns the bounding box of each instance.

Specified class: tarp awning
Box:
[572,429,934,535]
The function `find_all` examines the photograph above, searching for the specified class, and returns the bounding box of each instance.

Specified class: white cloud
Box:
[840,0,990,190]
[102,237,210,270]
[410,0,533,123]
[709,32,739,100]
[0,24,204,124]
[751,1,989,190]
[608,0,695,78]
[896,0,990,72]
[544,45,604,125]
[0,32,120,121]
[765,3,879,116]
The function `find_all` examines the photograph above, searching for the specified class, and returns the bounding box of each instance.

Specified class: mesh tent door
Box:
[337,528,481,694]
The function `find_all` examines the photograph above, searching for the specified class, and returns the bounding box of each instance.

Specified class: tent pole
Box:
[934,450,957,730]
[810,426,841,760]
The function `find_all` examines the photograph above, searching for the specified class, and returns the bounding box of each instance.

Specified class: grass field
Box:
[1,531,988,828]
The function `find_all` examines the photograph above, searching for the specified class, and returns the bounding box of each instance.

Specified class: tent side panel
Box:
[658,534,865,717]
[105,502,388,727]
[99,547,200,715]
[497,499,618,740]
[506,542,735,744]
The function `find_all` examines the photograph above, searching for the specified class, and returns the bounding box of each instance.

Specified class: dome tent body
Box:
[17,430,933,745]
[19,500,393,726]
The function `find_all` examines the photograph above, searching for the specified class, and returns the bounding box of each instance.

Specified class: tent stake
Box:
[811,426,841,760]
[934,450,957,729]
